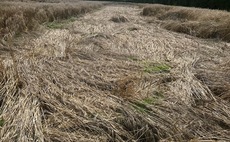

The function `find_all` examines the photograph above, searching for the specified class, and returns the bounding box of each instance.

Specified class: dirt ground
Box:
[0,4,230,142]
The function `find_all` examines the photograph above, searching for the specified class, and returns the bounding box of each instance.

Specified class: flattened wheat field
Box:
[0,4,230,142]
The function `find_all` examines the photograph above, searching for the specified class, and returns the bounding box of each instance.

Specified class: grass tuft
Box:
[143,92,164,105]
[45,21,65,29]
[132,101,150,113]
[144,63,171,73]
[0,118,4,127]
[44,17,76,29]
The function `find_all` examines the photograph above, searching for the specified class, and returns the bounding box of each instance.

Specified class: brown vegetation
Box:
[0,3,230,142]
[142,4,230,42]
[0,1,102,41]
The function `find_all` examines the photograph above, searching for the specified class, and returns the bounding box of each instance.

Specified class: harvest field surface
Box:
[0,1,230,141]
